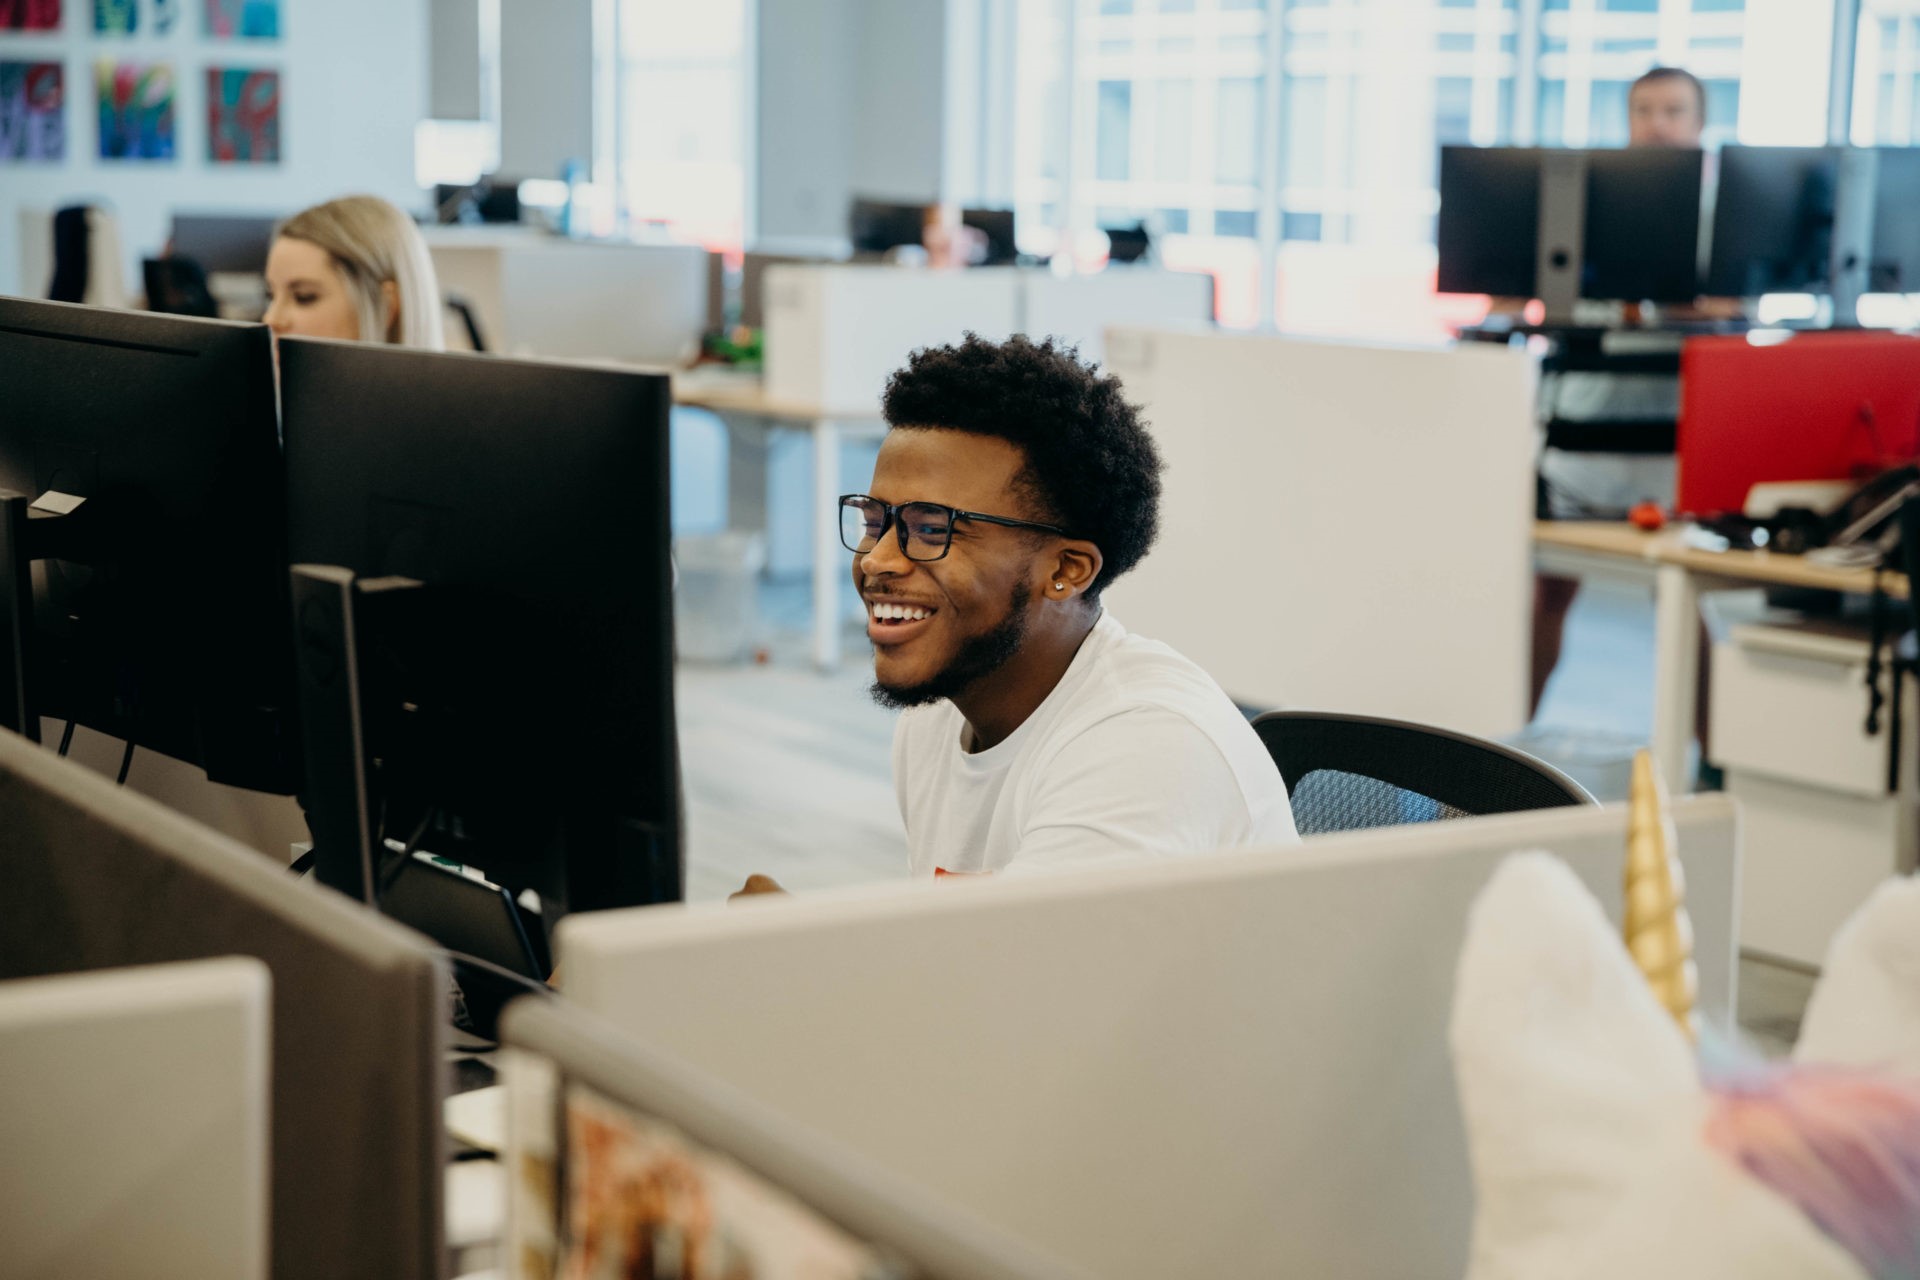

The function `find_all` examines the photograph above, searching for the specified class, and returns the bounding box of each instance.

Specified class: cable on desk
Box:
[114,740,134,785]
[376,807,439,899]
[56,721,74,757]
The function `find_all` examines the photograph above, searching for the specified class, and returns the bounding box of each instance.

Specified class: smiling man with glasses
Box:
[737,334,1297,890]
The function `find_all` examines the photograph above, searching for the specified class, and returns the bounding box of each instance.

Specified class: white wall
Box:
[0,1,429,299]
[754,0,946,244]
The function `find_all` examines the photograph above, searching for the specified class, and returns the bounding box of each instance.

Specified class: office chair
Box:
[1252,709,1595,836]
[444,293,488,352]
[143,256,220,317]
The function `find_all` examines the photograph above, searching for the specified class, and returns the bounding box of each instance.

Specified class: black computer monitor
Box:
[1704,146,1838,297]
[276,338,683,925]
[435,177,523,225]
[169,212,279,275]
[1436,147,1540,298]
[0,297,297,792]
[1583,148,1703,302]
[1436,146,1703,303]
[849,197,929,255]
[1103,221,1152,265]
[963,207,1019,265]
[1868,146,1920,293]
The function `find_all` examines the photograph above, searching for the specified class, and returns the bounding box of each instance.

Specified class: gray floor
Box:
[676,573,1816,1056]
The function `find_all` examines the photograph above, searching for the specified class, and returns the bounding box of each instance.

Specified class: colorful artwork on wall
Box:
[203,0,275,39]
[0,61,64,161]
[95,59,174,160]
[92,0,133,33]
[206,66,277,164]
[0,0,61,30]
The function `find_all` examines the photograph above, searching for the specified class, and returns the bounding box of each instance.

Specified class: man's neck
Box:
[954,608,1101,752]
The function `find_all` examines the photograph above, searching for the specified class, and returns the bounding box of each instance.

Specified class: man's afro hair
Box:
[880,333,1162,599]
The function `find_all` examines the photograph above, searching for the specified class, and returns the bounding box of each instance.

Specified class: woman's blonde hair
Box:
[275,195,445,350]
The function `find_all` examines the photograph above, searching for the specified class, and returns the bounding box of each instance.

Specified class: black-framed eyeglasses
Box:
[839,494,1072,562]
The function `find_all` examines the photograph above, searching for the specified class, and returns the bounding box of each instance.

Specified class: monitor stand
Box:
[1534,151,1589,328]
[0,494,35,740]
[289,563,392,905]
[0,489,88,743]
[1829,146,1878,328]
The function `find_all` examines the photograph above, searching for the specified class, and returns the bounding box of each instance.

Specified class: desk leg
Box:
[812,417,842,671]
[1650,563,1699,796]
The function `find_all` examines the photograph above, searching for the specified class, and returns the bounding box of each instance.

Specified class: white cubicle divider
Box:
[0,957,271,1280]
[559,796,1738,1280]
[763,263,1022,410]
[1019,268,1213,367]
[427,230,709,367]
[761,264,1218,411]
[1101,326,1537,736]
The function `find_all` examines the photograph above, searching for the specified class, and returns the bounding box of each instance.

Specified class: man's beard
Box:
[870,581,1031,710]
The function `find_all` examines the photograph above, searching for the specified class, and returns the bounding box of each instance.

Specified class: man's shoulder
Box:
[1075,618,1242,724]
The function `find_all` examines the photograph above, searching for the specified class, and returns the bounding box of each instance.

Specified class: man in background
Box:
[1532,66,1710,718]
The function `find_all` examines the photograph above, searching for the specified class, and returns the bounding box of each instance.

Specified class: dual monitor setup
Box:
[1438,144,1920,325]
[0,296,682,991]
[849,198,1155,267]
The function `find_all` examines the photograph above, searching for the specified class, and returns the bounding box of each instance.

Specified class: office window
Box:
[1435,76,1475,146]
[990,0,1849,340]
[1215,209,1258,236]
[1588,81,1632,148]
[1854,4,1920,144]
[1215,77,1261,184]
[1097,81,1134,180]
[614,0,747,249]
[1155,79,1196,182]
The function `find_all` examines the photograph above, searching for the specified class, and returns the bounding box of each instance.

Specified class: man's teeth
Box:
[872,602,932,622]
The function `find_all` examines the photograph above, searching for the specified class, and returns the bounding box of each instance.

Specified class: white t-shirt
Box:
[891,612,1300,877]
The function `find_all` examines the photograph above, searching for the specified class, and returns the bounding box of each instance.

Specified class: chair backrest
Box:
[444,292,488,351]
[144,256,220,317]
[1252,709,1595,836]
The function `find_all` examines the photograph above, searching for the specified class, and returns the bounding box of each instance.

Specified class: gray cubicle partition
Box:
[0,728,450,1280]
[558,798,1739,1279]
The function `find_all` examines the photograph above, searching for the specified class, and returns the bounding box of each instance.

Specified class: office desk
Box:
[1533,520,1909,794]
[673,374,885,670]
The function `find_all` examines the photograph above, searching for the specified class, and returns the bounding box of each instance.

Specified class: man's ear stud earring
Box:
[1053,582,1067,591]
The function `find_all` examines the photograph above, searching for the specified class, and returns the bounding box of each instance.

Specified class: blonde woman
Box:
[263,195,445,349]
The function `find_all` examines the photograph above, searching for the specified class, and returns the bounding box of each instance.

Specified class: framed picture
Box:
[203,0,275,39]
[206,66,278,163]
[0,61,64,161]
[96,59,174,160]
[93,0,134,33]
[0,0,62,32]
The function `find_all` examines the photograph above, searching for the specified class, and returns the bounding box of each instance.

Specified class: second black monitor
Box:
[277,338,683,919]
[1437,146,1704,303]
